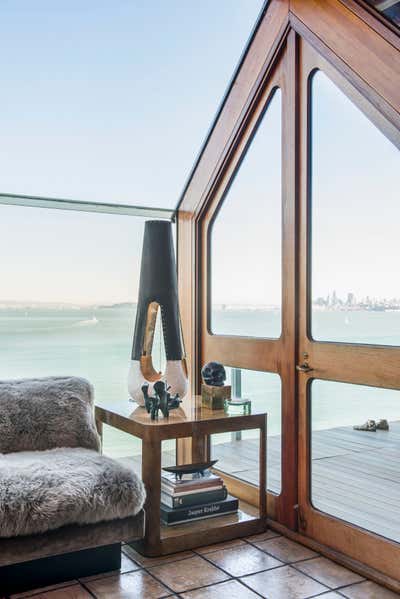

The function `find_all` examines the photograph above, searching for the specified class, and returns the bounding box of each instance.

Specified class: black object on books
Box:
[161,495,239,526]
[161,487,228,509]
[162,460,218,479]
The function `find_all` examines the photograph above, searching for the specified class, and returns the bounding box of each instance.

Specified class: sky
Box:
[311,71,400,304]
[212,89,282,306]
[0,2,398,307]
[0,0,263,207]
[0,0,263,304]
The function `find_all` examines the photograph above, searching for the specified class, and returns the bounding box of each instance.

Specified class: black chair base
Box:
[0,543,121,594]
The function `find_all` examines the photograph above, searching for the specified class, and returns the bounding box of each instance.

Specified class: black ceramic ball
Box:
[201,361,226,387]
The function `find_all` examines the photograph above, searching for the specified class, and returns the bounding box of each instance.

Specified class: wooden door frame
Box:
[176,0,295,527]
[296,35,400,581]
[197,36,297,528]
[176,0,400,540]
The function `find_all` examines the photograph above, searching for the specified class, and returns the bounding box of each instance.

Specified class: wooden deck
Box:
[212,421,400,543]
[120,421,400,544]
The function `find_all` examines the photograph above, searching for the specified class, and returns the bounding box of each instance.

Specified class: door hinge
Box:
[294,504,307,530]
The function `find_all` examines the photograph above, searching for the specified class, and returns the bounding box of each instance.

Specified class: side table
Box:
[95,395,267,556]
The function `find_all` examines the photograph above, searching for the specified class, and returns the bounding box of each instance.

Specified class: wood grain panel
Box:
[302,504,400,583]
[276,30,298,528]
[339,0,400,50]
[177,211,197,392]
[290,0,400,114]
[302,342,400,390]
[202,336,280,373]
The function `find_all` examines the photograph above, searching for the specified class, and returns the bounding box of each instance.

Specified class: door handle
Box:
[296,362,313,373]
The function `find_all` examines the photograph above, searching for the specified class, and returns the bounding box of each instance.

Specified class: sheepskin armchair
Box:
[0,376,146,538]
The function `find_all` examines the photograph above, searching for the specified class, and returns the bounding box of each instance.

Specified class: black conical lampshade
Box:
[127,220,187,405]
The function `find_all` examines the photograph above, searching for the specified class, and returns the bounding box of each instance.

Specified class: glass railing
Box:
[0,199,174,462]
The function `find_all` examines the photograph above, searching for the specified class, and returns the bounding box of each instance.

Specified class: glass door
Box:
[297,38,400,579]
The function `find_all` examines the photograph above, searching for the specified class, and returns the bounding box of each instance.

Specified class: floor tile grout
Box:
[193,545,286,579]
[122,544,196,568]
[236,575,275,598]
[158,548,332,597]
[143,564,184,597]
[7,541,394,598]
[196,538,322,568]
[78,580,97,598]
[173,576,266,599]
[244,540,322,565]
[173,578,238,598]
[290,559,366,590]
[7,580,81,599]
[305,590,337,598]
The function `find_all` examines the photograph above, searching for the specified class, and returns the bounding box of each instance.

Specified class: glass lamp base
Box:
[224,398,251,415]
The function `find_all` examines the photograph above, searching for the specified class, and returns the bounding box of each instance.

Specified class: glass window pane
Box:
[311,379,400,543]
[311,71,400,345]
[0,205,174,460]
[211,90,282,338]
[364,1,400,28]
[0,1,263,207]
[212,368,281,493]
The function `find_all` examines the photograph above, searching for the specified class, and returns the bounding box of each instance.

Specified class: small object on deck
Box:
[162,460,218,480]
[376,419,389,430]
[353,419,376,432]
[225,397,252,415]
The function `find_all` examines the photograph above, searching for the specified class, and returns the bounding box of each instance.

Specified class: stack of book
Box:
[160,469,238,525]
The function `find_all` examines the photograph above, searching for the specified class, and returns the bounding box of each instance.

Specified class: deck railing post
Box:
[231,368,242,442]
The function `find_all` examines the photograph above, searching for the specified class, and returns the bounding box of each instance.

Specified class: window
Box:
[210,90,282,338]
[212,368,282,493]
[310,379,400,542]
[310,71,400,345]
[364,1,400,28]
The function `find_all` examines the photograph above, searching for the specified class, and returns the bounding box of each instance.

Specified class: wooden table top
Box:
[95,395,267,440]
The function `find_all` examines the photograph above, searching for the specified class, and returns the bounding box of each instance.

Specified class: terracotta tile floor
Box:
[6,533,400,599]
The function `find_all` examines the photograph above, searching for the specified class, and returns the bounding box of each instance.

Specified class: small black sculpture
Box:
[163,460,218,480]
[201,361,226,387]
[142,381,181,420]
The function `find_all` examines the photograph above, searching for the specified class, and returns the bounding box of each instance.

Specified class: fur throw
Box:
[0,448,146,538]
[0,377,100,453]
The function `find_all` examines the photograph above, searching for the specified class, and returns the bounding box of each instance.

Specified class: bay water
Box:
[1,305,399,465]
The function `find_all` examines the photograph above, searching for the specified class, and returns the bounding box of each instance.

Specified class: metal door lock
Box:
[296,362,313,373]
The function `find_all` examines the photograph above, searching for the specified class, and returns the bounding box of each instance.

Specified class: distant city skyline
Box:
[2,288,400,311]
[314,290,400,312]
